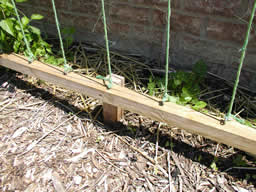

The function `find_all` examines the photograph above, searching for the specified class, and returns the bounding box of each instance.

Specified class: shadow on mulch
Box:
[1,69,255,185]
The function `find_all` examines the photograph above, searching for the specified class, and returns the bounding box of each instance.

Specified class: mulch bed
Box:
[0,66,255,191]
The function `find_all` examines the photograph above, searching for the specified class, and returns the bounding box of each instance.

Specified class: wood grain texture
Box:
[103,74,125,124]
[1,53,256,155]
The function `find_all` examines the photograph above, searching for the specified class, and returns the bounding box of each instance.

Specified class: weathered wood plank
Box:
[1,53,256,155]
[103,74,125,124]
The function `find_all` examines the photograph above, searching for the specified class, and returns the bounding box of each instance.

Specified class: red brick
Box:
[28,0,51,7]
[54,0,70,9]
[33,9,55,24]
[133,24,145,35]
[206,20,247,43]
[184,0,249,18]
[230,53,256,84]
[59,12,76,26]
[26,0,69,9]
[153,11,201,36]
[152,9,166,26]
[132,25,150,41]
[150,29,164,44]
[128,0,179,9]
[109,22,130,34]
[248,35,256,49]
[73,15,98,31]
[110,4,150,25]
[93,21,105,33]
[131,26,163,44]
[71,0,102,16]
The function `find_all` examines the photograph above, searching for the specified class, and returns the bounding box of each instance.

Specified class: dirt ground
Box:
[0,69,255,191]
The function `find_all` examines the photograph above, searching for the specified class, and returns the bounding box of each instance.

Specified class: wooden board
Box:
[1,53,256,155]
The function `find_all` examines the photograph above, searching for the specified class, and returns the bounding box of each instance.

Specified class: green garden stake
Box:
[224,0,256,124]
[96,0,113,89]
[11,0,34,63]
[51,0,72,74]
[96,75,113,89]
[162,0,171,103]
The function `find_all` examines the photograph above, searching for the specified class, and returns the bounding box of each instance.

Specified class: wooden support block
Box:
[103,74,125,124]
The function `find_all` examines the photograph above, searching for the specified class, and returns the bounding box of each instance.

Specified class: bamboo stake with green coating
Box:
[163,0,171,102]
[51,0,72,73]
[10,0,34,63]
[96,0,113,89]
[225,0,256,122]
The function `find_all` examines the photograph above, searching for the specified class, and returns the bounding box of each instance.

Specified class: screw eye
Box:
[220,120,225,125]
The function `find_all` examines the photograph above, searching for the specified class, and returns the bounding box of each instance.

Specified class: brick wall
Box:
[20,0,256,90]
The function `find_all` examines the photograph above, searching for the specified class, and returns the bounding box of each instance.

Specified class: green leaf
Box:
[61,26,75,35]
[64,36,73,48]
[155,77,165,90]
[15,0,28,2]
[210,161,218,171]
[44,56,64,66]
[30,26,40,35]
[46,47,52,54]
[3,2,14,9]
[181,94,192,102]
[15,24,21,30]
[1,0,10,4]
[176,71,187,82]
[168,95,178,103]
[148,81,156,96]
[192,60,207,79]
[0,19,15,36]
[17,32,23,40]
[182,87,190,95]
[39,40,50,47]
[21,16,30,26]
[192,101,207,111]
[0,30,5,41]
[31,14,44,20]
[191,98,199,105]
[174,79,182,87]
[149,76,153,83]
[232,155,248,166]
[13,41,20,52]
[25,33,33,42]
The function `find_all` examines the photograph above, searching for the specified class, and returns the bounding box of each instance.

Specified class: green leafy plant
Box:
[210,161,218,171]
[42,27,76,65]
[127,123,137,135]
[0,0,52,57]
[42,55,65,66]
[210,157,219,171]
[165,139,175,149]
[147,60,207,110]
[61,26,75,50]
[232,154,248,167]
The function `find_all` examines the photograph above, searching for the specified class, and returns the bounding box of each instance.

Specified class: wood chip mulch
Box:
[0,71,255,192]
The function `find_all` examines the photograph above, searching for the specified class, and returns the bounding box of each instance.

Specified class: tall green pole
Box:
[11,0,34,62]
[51,0,72,73]
[98,0,113,89]
[163,0,171,102]
[226,0,256,121]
